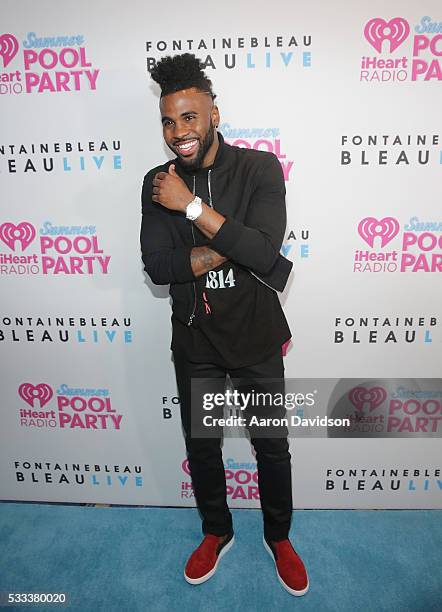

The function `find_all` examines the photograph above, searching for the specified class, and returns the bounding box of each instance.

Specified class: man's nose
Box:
[173,121,191,141]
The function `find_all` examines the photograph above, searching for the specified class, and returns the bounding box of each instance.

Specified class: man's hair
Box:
[150,53,216,99]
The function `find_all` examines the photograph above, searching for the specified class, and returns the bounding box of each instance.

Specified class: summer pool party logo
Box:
[0,31,100,95]
[353,215,442,273]
[219,124,294,182]
[0,220,111,276]
[327,379,442,438]
[17,382,123,430]
[180,457,259,500]
[360,16,442,82]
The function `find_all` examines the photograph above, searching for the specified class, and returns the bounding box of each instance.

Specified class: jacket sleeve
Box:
[140,172,196,285]
[209,153,286,275]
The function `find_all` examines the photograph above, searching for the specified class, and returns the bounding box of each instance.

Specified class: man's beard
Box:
[173,123,215,172]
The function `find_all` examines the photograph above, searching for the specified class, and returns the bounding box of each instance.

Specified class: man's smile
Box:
[175,139,199,156]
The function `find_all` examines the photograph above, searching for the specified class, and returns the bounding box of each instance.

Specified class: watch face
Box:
[187,199,202,220]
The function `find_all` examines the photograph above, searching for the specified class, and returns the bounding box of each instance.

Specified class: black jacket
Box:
[140,133,293,331]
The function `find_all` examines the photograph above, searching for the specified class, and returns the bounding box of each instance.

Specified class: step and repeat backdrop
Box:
[1,0,441,508]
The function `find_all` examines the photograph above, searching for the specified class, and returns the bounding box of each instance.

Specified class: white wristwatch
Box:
[185,196,203,221]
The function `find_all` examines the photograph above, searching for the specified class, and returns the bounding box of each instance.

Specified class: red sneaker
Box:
[263,536,309,596]
[184,532,234,585]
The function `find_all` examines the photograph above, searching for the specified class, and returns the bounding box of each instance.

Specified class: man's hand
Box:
[152,164,193,212]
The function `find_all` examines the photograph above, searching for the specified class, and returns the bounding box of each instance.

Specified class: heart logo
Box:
[182,459,191,475]
[18,383,53,408]
[349,386,387,412]
[0,33,19,68]
[364,17,410,54]
[0,221,36,251]
[358,217,399,248]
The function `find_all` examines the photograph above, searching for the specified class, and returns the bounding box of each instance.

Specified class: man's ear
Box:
[212,105,220,128]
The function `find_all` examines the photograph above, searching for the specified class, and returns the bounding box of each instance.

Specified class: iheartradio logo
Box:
[0,221,36,251]
[364,17,410,54]
[0,219,111,277]
[0,33,19,68]
[17,383,124,431]
[349,386,387,412]
[181,459,191,475]
[358,217,400,248]
[18,383,53,408]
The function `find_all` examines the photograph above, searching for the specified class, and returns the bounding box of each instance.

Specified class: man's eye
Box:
[163,120,173,127]
[185,115,195,121]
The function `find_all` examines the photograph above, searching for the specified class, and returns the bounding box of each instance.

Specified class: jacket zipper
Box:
[187,171,214,326]
[248,269,277,292]
[188,220,197,326]
[188,175,197,326]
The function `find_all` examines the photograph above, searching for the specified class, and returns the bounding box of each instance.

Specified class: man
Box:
[140,53,308,596]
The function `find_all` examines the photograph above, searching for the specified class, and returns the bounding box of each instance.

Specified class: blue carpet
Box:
[0,504,441,612]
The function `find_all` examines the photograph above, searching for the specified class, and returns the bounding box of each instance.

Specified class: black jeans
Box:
[173,349,293,542]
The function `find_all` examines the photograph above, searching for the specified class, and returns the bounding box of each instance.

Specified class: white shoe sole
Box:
[263,536,309,596]
[184,535,235,585]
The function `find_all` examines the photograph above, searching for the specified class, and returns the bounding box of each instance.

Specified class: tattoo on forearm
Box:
[190,247,227,277]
